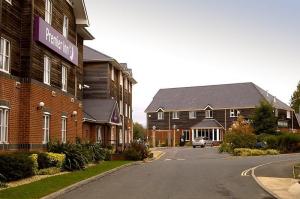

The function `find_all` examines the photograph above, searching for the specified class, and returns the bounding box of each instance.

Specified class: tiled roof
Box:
[145,82,292,112]
[83,45,114,62]
[83,99,120,125]
[191,119,224,128]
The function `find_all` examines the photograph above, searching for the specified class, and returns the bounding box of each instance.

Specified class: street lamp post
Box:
[152,125,156,148]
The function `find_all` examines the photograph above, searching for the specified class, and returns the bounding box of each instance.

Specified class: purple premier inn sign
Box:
[34,17,78,66]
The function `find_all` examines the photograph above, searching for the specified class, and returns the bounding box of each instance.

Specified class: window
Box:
[96,126,102,143]
[111,67,114,81]
[172,112,179,119]
[189,111,196,119]
[45,0,52,25]
[128,106,131,119]
[278,121,288,128]
[63,15,69,38]
[43,113,50,144]
[125,103,128,117]
[119,72,123,86]
[230,109,240,117]
[0,108,9,143]
[183,130,190,141]
[287,111,291,119]
[61,117,67,143]
[62,66,67,91]
[205,110,213,118]
[124,77,128,90]
[0,37,11,73]
[158,112,164,120]
[119,129,123,144]
[119,100,123,115]
[44,55,51,85]
[275,109,278,117]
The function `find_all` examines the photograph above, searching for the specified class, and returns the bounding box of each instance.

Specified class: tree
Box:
[230,116,254,134]
[251,100,277,135]
[133,122,145,140]
[291,81,300,113]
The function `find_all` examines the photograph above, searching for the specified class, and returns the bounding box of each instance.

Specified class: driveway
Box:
[59,147,300,199]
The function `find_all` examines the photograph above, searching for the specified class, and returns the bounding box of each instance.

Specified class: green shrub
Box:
[37,167,61,175]
[123,141,150,161]
[37,152,65,169]
[29,154,39,174]
[48,142,88,171]
[0,173,7,188]
[261,133,300,153]
[0,153,36,181]
[233,148,279,156]
[223,132,257,152]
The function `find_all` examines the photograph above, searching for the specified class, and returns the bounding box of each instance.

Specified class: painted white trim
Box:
[204,104,213,110]
[156,107,165,112]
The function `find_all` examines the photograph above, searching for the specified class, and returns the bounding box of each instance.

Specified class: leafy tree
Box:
[133,122,145,140]
[230,116,254,134]
[251,100,277,135]
[291,81,300,113]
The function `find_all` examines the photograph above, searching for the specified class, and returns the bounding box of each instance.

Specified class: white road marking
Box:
[177,158,185,161]
[165,158,172,161]
[241,168,251,176]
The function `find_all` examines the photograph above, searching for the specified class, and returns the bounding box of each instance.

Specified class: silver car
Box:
[192,137,212,148]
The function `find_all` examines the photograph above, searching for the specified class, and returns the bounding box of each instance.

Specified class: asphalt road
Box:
[59,147,300,199]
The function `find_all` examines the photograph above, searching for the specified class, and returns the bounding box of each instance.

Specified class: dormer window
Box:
[230,109,240,117]
[45,0,52,25]
[189,111,196,119]
[158,112,164,120]
[205,110,213,118]
[172,112,179,119]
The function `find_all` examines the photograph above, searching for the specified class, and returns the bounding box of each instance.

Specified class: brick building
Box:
[0,0,93,151]
[145,82,300,146]
[82,46,137,151]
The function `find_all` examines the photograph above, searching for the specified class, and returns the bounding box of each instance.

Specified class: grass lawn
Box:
[0,161,132,199]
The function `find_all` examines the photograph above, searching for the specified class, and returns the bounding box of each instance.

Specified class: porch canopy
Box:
[191,119,223,141]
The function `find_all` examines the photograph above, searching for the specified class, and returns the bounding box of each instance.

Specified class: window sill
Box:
[172,118,179,120]
[0,69,10,74]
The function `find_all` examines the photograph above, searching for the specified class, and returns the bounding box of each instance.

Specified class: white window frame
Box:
[111,67,114,81]
[230,109,240,118]
[125,103,128,117]
[62,65,68,91]
[96,126,102,143]
[158,112,164,120]
[119,100,123,115]
[189,111,196,119]
[44,55,51,85]
[124,77,128,90]
[43,113,50,144]
[205,110,213,118]
[61,116,67,143]
[45,0,52,25]
[287,111,291,119]
[0,37,11,74]
[119,72,123,86]
[172,111,179,119]
[183,130,190,141]
[0,107,9,143]
[128,106,131,119]
[63,15,69,38]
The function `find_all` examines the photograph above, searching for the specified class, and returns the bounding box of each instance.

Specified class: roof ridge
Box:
[159,82,253,91]
[249,82,268,103]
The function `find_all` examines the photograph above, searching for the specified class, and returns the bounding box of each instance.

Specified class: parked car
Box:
[192,137,213,148]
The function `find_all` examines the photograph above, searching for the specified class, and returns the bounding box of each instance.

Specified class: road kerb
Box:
[41,162,141,199]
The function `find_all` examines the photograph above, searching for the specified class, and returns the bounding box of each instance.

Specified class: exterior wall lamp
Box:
[37,102,45,110]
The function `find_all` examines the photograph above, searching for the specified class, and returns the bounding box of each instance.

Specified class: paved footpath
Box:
[254,159,300,199]
[58,147,300,199]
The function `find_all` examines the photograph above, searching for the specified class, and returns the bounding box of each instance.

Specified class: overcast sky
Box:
[84,0,300,126]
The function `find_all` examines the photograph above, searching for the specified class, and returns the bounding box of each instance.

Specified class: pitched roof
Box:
[83,46,114,62]
[145,82,292,112]
[191,119,224,129]
[83,99,121,125]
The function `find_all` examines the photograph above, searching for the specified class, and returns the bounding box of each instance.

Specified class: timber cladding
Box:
[0,0,87,151]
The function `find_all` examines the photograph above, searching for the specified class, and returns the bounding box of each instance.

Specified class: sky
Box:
[84,0,300,126]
